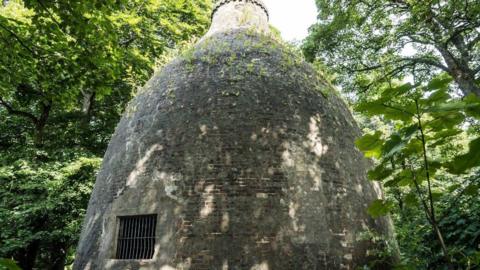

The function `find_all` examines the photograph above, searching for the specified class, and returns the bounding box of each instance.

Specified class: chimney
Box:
[205,0,270,37]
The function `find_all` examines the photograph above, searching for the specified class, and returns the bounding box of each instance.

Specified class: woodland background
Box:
[0,0,479,269]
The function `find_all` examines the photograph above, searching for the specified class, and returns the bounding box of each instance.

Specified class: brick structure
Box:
[73,1,397,269]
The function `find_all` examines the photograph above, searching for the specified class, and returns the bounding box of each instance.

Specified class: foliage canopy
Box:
[0,0,211,269]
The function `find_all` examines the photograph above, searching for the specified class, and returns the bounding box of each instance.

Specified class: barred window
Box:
[115,215,157,260]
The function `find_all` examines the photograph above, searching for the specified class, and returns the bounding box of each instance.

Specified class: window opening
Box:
[115,215,157,259]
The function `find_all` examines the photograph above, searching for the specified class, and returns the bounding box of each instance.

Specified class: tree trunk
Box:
[34,101,52,147]
[415,101,451,263]
[34,122,45,146]
[421,6,480,98]
[15,240,40,270]
[434,45,480,97]
[49,247,67,270]
[451,69,480,97]
[81,90,95,123]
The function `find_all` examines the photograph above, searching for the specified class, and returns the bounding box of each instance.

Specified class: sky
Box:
[262,0,318,42]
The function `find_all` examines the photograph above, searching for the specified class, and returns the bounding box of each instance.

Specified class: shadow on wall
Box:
[79,113,389,269]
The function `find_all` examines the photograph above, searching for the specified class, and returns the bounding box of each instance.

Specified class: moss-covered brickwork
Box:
[74,28,396,270]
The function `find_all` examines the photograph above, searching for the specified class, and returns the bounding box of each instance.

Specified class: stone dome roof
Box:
[73,28,397,269]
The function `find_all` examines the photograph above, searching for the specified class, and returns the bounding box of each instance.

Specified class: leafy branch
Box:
[355,75,480,265]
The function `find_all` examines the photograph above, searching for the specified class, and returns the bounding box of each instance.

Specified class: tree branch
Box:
[345,64,383,73]
[467,33,480,49]
[0,22,36,55]
[409,164,433,224]
[415,99,450,260]
[402,57,450,72]
[473,65,480,75]
[403,33,435,46]
[349,56,449,77]
[0,96,38,124]
[382,103,415,116]
[35,0,62,27]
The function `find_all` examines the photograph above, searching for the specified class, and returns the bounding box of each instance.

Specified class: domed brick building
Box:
[73,1,397,269]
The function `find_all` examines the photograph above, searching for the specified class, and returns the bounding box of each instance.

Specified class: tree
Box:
[0,153,101,270]
[355,75,480,268]
[0,0,211,268]
[303,0,480,97]
[0,0,211,146]
[303,1,480,267]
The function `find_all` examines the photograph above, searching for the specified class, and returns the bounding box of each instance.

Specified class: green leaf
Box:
[428,160,442,173]
[464,94,480,119]
[384,178,400,187]
[385,170,416,187]
[404,193,418,207]
[367,199,394,218]
[381,125,419,159]
[427,74,453,90]
[403,139,423,156]
[397,170,414,187]
[401,124,420,138]
[355,131,384,158]
[382,134,404,159]
[429,128,462,141]
[426,112,465,131]
[464,184,479,196]
[448,137,480,174]
[381,83,414,99]
[368,164,394,181]
[395,168,427,186]
[425,101,478,113]
[431,191,443,201]
[355,101,415,122]
[0,259,21,270]
[447,183,461,193]
[424,88,450,104]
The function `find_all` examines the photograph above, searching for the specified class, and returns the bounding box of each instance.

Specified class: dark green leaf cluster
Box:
[304,0,480,268]
[0,149,101,270]
[303,0,480,99]
[0,0,211,268]
[356,76,480,183]
[355,75,480,268]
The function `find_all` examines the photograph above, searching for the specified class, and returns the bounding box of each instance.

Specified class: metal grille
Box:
[115,215,157,260]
